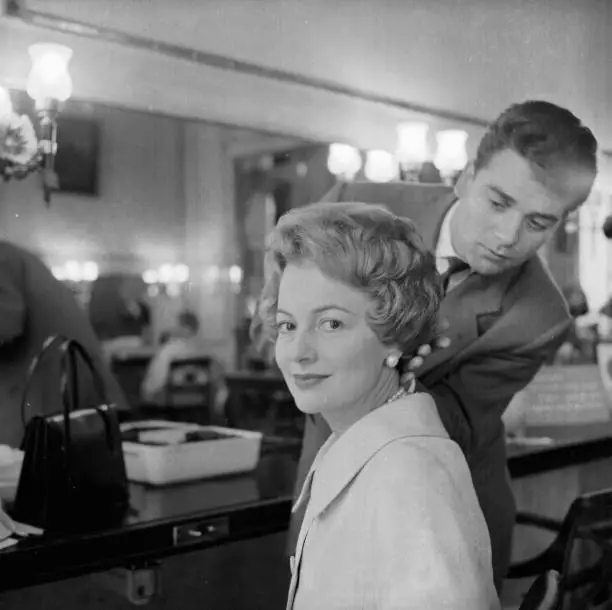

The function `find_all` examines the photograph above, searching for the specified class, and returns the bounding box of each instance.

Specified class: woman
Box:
[254,201,499,609]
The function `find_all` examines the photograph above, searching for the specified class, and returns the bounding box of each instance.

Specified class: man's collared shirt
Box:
[435,199,471,290]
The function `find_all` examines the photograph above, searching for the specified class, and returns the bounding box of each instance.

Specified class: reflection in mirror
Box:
[0,89,460,430]
[0,92,336,378]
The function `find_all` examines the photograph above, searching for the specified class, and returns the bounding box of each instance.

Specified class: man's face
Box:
[452,149,583,275]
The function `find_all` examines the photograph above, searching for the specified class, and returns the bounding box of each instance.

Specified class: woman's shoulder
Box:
[364,430,472,502]
[375,390,451,441]
[363,437,487,540]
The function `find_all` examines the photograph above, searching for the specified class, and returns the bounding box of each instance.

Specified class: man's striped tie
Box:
[441,257,470,294]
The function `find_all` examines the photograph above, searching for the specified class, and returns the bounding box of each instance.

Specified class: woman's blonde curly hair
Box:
[251,201,443,360]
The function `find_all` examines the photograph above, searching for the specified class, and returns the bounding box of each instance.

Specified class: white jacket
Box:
[287,393,500,610]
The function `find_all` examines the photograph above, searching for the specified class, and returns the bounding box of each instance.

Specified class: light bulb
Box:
[433,130,468,177]
[327,143,362,180]
[27,43,73,103]
[82,261,99,282]
[364,150,398,183]
[395,122,429,167]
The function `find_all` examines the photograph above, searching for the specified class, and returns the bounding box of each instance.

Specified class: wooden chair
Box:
[159,357,223,425]
[509,488,612,609]
[518,571,560,610]
[224,373,302,438]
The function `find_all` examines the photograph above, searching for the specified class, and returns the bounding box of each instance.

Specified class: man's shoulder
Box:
[0,241,34,284]
[0,240,23,264]
[0,241,50,276]
[513,255,568,313]
[502,254,571,340]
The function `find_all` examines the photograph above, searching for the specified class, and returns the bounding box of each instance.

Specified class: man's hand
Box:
[399,320,451,387]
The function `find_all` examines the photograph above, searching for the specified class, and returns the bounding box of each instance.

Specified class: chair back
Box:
[166,357,214,408]
[510,487,612,609]
[519,571,560,610]
[224,373,300,436]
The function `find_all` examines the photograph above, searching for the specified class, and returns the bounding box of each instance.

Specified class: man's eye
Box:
[491,200,506,209]
[527,220,549,232]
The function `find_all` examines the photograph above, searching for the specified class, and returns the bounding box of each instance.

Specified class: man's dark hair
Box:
[474,100,598,206]
[603,215,612,239]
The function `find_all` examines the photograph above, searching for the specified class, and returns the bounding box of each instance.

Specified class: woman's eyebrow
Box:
[276,305,355,317]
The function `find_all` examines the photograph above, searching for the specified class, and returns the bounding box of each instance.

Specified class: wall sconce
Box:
[395,122,429,182]
[364,150,398,183]
[202,264,244,294]
[433,130,468,185]
[52,260,99,282]
[0,42,73,206]
[143,263,190,297]
[326,126,468,187]
[327,143,362,181]
[51,259,98,307]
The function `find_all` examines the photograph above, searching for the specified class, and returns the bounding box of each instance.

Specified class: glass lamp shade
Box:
[433,130,468,177]
[27,43,73,103]
[395,121,429,167]
[327,143,362,179]
[364,150,398,183]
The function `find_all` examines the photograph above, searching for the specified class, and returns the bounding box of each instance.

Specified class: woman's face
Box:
[275,262,397,428]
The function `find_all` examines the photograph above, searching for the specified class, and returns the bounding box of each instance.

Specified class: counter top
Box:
[506,421,612,477]
[1,419,612,592]
[0,442,298,591]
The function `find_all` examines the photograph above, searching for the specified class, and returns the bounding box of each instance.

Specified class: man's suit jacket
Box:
[290,181,572,563]
[0,241,128,448]
[288,393,499,610]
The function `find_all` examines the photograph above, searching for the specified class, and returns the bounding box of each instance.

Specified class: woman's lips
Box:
[292,374,330,390]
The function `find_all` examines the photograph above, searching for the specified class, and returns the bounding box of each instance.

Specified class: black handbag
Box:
[11,335,130,532]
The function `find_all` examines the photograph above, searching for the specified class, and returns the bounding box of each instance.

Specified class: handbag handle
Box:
[57,338,112,409]
[58,338,118,452]
[20,334,69,427]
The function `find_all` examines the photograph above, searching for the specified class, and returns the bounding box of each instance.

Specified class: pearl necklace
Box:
[382,386,410,407]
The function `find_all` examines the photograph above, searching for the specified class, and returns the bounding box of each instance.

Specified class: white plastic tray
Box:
[121,420,263,486]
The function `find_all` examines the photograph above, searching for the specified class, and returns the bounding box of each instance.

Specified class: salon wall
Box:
[4,0,611,152]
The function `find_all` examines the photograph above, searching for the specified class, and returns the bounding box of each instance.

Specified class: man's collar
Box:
[435,198,462,261]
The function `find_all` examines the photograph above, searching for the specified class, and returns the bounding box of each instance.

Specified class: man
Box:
[0,240,129,449]
[141,310,205,403]
[290,100,598,592]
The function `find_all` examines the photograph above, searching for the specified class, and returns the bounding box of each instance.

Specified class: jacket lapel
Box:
[407,190,523,378]
[301,394,447,523]
[418,267,520,380]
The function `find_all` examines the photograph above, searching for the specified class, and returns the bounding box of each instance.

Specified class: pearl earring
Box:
[385,354,399,368]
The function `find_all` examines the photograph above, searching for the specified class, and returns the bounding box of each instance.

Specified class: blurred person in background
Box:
[0,240,129,448]
[141,310,228,415]
[0,94,125,536]
[566,219,612,344]
[553,284,596,364]
[89,274,152,350]
[141,310,203,402]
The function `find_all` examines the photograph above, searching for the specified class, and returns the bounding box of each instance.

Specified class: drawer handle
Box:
[172,517,229,547]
